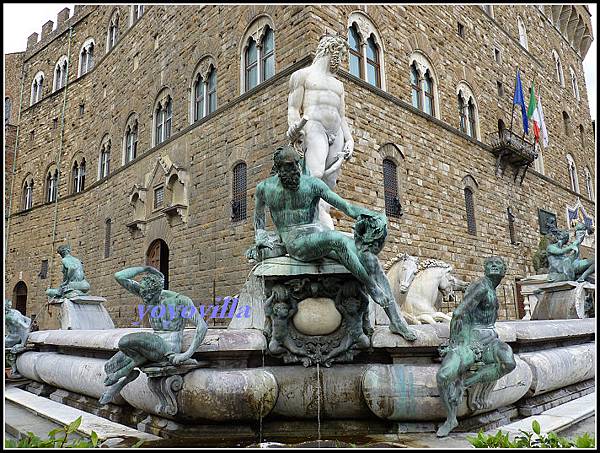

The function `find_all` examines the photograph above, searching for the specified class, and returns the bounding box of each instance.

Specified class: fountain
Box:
[6,34,596,447]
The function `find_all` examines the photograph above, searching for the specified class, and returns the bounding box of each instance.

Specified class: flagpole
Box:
[509,67,517,134]
[523,76,536,143]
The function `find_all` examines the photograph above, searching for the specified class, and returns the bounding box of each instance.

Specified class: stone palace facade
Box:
[4,5,595,327]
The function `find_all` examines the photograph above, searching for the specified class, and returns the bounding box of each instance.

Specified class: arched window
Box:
[5,97,11,125]
[562,111,571,136]
[124,116,138,163]
[46,167,58,202]
[78,39,95,76]
[348,24,363,78]
[584,167,594,201]
[146,239,169,290]
[240,17,276,93]
[383,158,401,218]
[569,66,580,101]
[366,35,381,87]
[99,137,111,178]
[552,50,565,87]
[579,124,585,148]
[566,154,579,193]
[408,52,439,118]
[53,56,68,91]
[72,158,86,193]
[244,37,258,91]
[107,10,119,52]
[261,26,275,82]
[347,13,385,89]
[464,187,476,235]
[192,62,217,123]
[104,219,112,258]
[410,63,421,109]
[130,5,144,25]
[30,72,45,105]
[154,94,172,145]
[231,162,247,222]
[22,176,34,210]
[518,16,528,50]
[458,93,467,133]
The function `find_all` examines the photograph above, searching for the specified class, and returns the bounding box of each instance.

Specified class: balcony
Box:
[487,129,538,184]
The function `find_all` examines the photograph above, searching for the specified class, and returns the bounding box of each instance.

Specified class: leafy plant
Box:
[5,416,99,448]
[467,420,596,448]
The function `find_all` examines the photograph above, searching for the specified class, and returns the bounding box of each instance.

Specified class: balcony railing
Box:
[487,129,538,184]
[487,129,538,164]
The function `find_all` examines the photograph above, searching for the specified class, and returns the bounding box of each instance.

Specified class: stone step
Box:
[5,400,86,442]
[5,387,160,443]
[487,392,595,437]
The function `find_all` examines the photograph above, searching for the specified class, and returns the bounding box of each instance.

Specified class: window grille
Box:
[383,159,401,218]
[464,187,476,235]
[39,260,49,279]
[104,219,111,258]
[154,186,164,209]
[507,207,516,244]
[232,162,247,222]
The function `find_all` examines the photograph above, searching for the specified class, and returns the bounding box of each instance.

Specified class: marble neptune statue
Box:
[99,266,208,405]
[252,144,416,341]
[46,244,90,299]
[287,34,353,230]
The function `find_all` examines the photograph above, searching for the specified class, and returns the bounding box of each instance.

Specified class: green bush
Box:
[467,420,596,448]
[5,416,99,448]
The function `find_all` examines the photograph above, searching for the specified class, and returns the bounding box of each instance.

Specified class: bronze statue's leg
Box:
[436,348,472,437]
[463,341,516,388]
[118,332,172,363]
[574,259,595,282]
[99,369,140,405]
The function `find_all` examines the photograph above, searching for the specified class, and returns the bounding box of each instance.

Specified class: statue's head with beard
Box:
[272,144,301,191]
[315,34,348,73]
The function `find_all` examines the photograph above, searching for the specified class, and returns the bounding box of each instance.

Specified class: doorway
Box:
[146,239,169,290]
[13,281,28,315]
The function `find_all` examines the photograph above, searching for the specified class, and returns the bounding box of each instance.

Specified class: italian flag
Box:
[527,82,541,144]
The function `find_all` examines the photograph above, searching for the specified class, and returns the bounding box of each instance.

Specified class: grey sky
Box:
[3,3,597,120]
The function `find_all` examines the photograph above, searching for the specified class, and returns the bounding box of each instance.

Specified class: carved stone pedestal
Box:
[518,274,548,320]
[140,360,206,417]
[251,257,373,367]
[530,281,595,320]
[47,295,115,330]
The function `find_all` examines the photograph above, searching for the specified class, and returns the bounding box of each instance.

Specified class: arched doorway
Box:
[13,281,28,315]
[146,239,169,290]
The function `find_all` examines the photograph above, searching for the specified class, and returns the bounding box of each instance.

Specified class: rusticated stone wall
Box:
[5,5,595,327]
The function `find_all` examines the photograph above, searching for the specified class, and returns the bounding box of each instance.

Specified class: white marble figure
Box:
[287,34,354,230]
[386,255,468,324]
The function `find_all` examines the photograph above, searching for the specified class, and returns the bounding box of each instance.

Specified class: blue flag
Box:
[513,69,529,134]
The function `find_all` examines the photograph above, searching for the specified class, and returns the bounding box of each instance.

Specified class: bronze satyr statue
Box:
[546,223,595,283]
[46,244,90,299]
[99,266,208,405]
[253,144,416,341]
[436,256,516,437]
